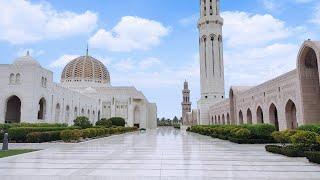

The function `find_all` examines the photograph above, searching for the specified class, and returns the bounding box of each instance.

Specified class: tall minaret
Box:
[197,0,225,125]
[182,80,191,125]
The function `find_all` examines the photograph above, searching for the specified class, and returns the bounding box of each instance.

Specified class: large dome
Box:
[61,55,110,85]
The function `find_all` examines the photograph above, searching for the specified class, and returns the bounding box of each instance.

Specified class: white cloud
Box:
[262,0,282,11]
[222,11,292,48]
[138,57,161,69]
[49,54,79,68]
[311,4,320,25]
[0,0,98,44]
[89,16,170,52]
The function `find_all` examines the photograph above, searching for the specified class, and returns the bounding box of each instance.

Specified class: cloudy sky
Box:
[0,0,319,119]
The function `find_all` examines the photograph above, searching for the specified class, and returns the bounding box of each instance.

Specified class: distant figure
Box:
[2,133,8,151]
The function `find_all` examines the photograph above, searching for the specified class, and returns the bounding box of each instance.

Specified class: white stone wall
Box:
[0,59,157,129]
[207,41,320,130]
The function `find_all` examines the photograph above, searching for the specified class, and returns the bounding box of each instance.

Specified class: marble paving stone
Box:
[0,127,320,180]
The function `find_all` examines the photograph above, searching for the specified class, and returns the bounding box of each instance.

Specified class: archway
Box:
[55,103,60,122]
[98,110,101,121]
[65,105,70,123]
[5,95,21,123]
[215,116,217,124]
[222,114,225,125]
[218,116,221,124]
[269,103,279,131]
[298,45,320,124]
[239,111,244,124]
[285,100,297,129]
[81,108,84,116]
[247,109,252,124]
[134,106,140,128]
[227,113,230,125]
[257,106,264,124]
[37,98,46,120]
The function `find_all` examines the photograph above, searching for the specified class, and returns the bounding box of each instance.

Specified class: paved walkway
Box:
[0,127,319,180]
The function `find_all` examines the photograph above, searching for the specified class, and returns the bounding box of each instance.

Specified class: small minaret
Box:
[182,80,192,125]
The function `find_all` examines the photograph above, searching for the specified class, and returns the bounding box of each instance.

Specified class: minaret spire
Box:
[86,44,89,56]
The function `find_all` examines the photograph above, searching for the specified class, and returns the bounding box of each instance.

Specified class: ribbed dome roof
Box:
[61,55,110,85]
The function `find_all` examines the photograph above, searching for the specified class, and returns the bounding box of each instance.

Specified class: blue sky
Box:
[0,0,319,119]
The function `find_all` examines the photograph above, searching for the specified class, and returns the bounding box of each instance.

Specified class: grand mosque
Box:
[0,49,157,129]
[182,0,320,130]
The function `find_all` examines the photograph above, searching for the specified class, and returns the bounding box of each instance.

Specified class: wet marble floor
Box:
[0,127,319,180]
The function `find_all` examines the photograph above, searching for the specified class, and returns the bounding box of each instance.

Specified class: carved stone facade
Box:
[208,41,320,130]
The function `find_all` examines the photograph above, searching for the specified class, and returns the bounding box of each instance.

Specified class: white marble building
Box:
[0,51,157,129]
[196,0,320,130]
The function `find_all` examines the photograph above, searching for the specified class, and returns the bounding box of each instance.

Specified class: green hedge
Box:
[109,117,126,127]
[189,124,276,144]
[95,118,112,128]
[8,126,79,142]
[265,145,306,157]
[60,126,138,142]
[297,124,320,134]
[26,131,61,143]
[305,151,320,164]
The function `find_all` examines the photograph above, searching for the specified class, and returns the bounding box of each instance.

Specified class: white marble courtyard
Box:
[0,127,320,180]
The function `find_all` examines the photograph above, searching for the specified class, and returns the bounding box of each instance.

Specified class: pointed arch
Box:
[222,114,225,125]
[285,100,297,129]
[257,106,264,124]
[37,97,46,120]
[226,113,230,125]
[9,73,15,84]
[239,110,244,124]
[5,95,21,123]
[269,103,279,131]
[246,109,252,124]
[297,42,320,124]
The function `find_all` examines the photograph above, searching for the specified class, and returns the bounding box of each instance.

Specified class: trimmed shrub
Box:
[8,127,78,142]
[272,131,292,146]
[297,125,320,134]
[109,117,126,127]
[88,128,97,138]
[81,129,91,139]
[96,128,105,136]
[60,129,82,142]
[305,151,320,164]
[95,118,112,128]
[73,116,92,129]
[291,130,318,147]
[26,131,61,143]
[265,145,306,157]
[233,128,251,139]
[242,124,276,139]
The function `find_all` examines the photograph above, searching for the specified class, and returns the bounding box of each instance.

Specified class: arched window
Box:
[15,73,21,84]
[9,73,15,84]
[81,108,84,116]
[41,77,44,87]
[227,113,230,125]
